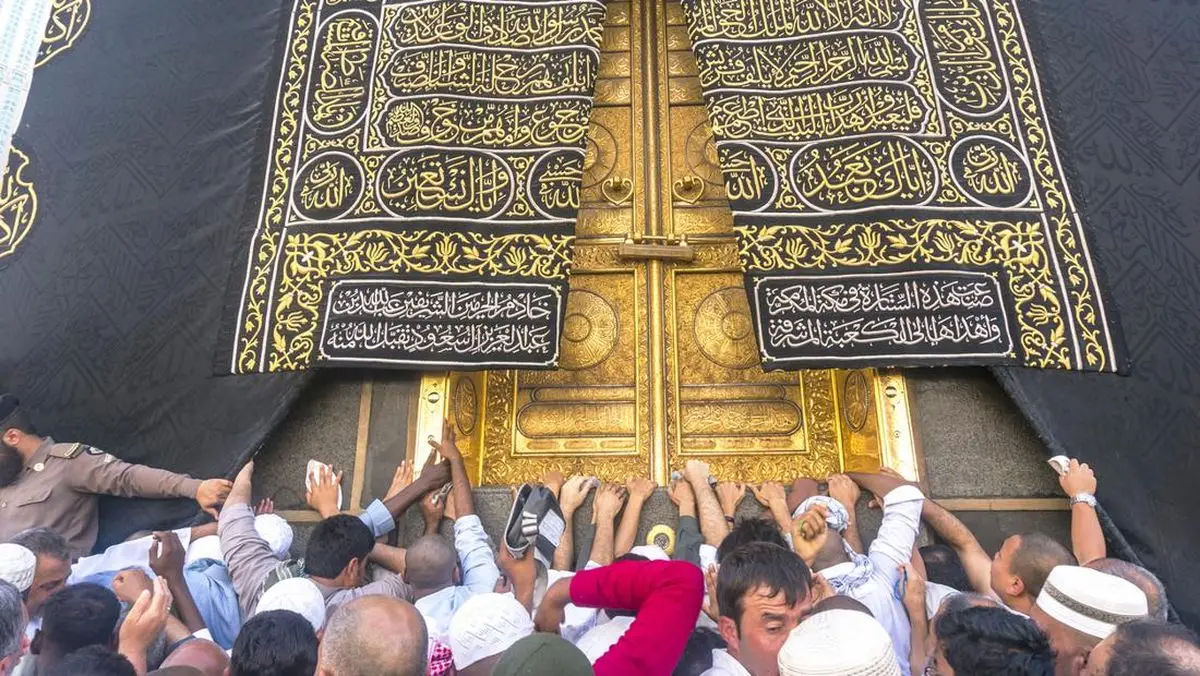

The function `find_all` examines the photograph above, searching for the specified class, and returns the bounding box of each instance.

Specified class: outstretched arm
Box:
[555,476,597,571]
[616,478,655,557]
[590,483,627,566]
[1059,459,1104,565]
[920,499,993,596]
[685,461,729,547]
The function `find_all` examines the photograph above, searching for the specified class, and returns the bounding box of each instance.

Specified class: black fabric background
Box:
[0,1,307,550]
[996,0,1200,628]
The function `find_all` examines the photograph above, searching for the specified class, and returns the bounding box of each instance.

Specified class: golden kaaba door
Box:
[415,0,917,484]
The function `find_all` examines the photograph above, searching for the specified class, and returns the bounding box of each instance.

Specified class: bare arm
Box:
[590,483,626,566]
[616,478,655,557]
[368,542,407,574]
[827,474,864,554]
[920,499,993,596]
[431,421,476,518]
[685,461,729,547]
[1059,459,1105,564]
[554,476,596,571]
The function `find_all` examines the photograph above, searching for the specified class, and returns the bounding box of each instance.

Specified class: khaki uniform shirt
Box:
[0,437,202,557]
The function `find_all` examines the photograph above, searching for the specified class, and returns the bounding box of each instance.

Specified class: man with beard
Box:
[0,395,230,557]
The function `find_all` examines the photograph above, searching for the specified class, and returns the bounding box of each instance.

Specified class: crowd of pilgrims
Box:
[0,421,1196,676]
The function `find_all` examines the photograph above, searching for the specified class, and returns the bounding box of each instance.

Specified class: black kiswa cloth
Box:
[217,0,607,373]
[679,0,1127,372]
[994,0,1200,629]
[0,1,305,550]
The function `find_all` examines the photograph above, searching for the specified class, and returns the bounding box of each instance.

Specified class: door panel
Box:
[414,0,918,485]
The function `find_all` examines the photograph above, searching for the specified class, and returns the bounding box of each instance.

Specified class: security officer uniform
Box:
[0,398,203,557]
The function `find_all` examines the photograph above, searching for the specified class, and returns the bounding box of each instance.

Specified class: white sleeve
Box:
[867,484,925,581]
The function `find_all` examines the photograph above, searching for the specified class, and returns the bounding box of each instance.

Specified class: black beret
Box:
[0,394,20,427]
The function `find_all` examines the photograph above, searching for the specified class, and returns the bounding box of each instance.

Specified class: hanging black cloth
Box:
[0,1,306,550]
[994,0,1200,628]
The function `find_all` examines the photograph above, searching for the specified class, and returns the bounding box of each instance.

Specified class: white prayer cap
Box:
[778,609,901,676]
[254,514,293,559]
[448,592,534,669]
[628,544,669,562]
[1036,565,1148,639]
[255,577,326,632]
[0,544,36,593]
[576,615,634,663]
[185,535,223,567]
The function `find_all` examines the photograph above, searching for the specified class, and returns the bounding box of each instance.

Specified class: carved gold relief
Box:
[414,0,919,485]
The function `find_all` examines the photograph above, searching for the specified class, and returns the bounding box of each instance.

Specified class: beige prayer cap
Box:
[1036,565,1148,639]
[778,608,901,676]
[0,543,36,593]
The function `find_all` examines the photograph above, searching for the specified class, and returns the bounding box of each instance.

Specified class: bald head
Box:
[1087,558,1168,621]
[404,535,456,593]
[318,596,427,676]
[161,639,229,676]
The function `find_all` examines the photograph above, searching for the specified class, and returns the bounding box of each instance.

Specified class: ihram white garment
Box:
[0,0,52,165]
[815,485,925,676]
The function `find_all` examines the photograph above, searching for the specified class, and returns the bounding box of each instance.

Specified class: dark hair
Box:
[47,645,136,676]
[939,592,1000,615]
[716,518,788,563]
[673,627,725,676]
[11,528,72,563]
[935,606,1054,676]
[1087,559,1169,622]
[1106,620,1200,676]
[230,610,318,676]
[303,514,374,578]
[41,583,121,654]
[1011,533,1076,598]
[716,542,811,628]
[809,595,872,618]
[920,544,972,592]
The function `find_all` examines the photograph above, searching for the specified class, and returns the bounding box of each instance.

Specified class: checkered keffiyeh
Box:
[427,639,455,676]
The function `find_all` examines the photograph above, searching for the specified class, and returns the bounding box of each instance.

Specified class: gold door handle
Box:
[601,177,633,206]
[671,175,705,205]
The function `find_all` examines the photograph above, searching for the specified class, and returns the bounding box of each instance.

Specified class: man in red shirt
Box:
[535,559,704,676]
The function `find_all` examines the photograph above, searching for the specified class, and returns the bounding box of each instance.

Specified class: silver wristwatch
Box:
[1070,492,1097,508]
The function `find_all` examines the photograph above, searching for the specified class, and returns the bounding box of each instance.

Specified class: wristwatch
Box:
[1070,492,1097,508]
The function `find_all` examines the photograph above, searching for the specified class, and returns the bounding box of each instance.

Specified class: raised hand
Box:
[111,568,152,605]
[384,460,413,501]
[626,476,656,503]
[1059,458,1097,496]
[791,504,830,567]
[305,464,343,518]
[716,481,747,517]
[420,486,448,532]
[429,420,463,462]
[827,474,861,513]
[668,477,695,509]
[559,475,597,515]
[148,531,186,580]
[195,478,232,519]
[254,498,275,515]
[750,481,787,509]
[593,483,628,523]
